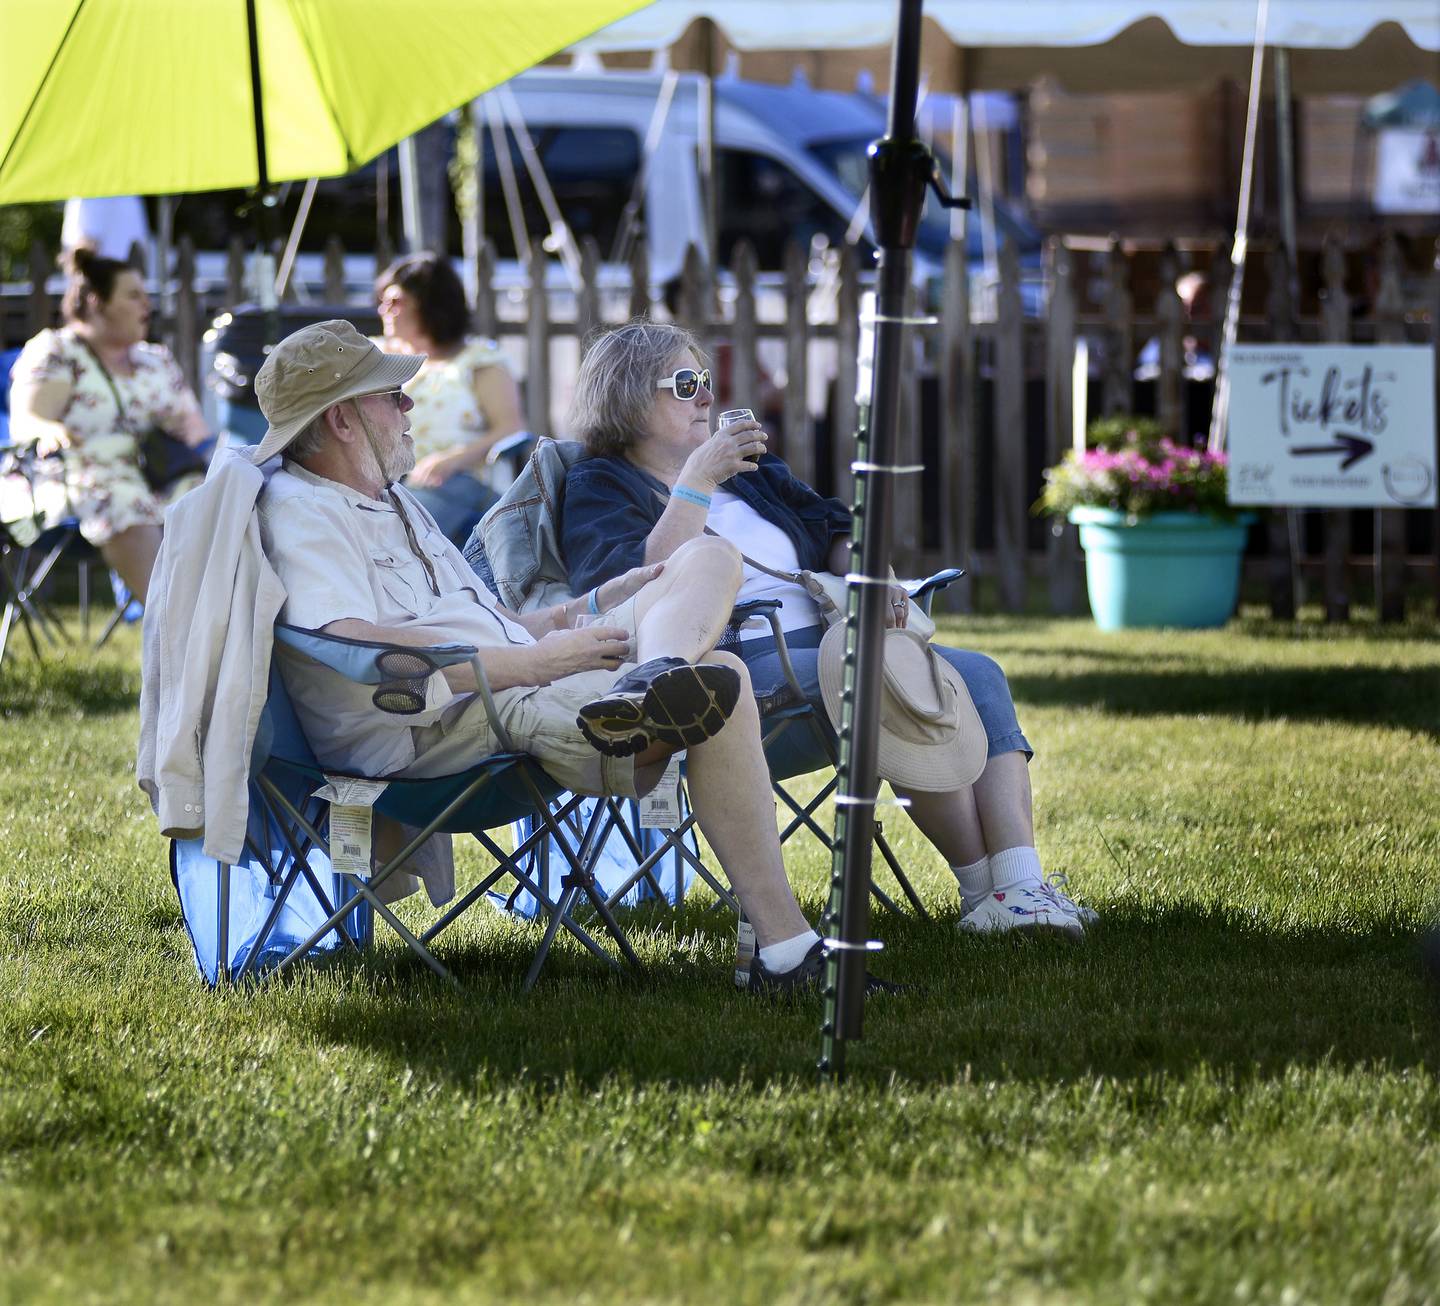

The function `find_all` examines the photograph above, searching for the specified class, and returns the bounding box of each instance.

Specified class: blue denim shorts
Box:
[736,623,1031,782]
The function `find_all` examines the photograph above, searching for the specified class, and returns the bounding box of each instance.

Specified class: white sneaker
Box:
[958,887,1085,939]
[1041,873,1099,927]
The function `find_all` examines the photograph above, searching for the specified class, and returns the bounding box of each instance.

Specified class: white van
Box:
[179,69,1038,316]
[473,69,1039,306]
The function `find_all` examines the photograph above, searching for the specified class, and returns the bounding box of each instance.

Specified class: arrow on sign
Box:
[1289,433,1375,471]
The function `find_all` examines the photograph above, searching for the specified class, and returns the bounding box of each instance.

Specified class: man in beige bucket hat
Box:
[252,320,895,994]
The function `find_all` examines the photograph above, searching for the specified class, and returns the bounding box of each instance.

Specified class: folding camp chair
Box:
[199,624,647,989]
[593,569,965,922]
[723,568,965,920]
[463,435,963,920]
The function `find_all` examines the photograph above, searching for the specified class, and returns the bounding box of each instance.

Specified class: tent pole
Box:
[819,0,932,1084]
[1207,0,1270,455]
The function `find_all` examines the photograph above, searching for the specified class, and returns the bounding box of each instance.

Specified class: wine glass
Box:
[718,408,759,462]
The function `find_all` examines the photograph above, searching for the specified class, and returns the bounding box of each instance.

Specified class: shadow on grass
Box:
[1009,665,1440,737]
[294,901,1440,1090]
[0,660,139,717]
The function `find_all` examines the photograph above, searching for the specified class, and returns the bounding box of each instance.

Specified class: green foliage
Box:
[1084,413,1169,455]
[2,614,1438,1304]
[0,202,63,282]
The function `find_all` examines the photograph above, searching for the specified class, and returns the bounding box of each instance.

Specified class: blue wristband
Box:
[587,587,601,616]
[672,484,712,510]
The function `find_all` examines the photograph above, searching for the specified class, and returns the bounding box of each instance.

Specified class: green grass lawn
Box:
[2,610,1438,1304]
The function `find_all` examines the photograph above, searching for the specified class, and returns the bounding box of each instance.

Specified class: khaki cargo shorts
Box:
[401,594,667,798]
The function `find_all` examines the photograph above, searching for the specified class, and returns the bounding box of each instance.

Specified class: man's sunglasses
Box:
[656,367,712,401]
[358,387,406,409]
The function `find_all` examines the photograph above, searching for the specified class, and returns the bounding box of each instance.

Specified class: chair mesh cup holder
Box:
[372,647,439,715]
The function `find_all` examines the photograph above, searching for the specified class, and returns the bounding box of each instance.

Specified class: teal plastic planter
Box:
[1069,507,1254,631]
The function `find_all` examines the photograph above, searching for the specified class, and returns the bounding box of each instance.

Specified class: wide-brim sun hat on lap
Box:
[249,319,424,464]
[817,623,987,791]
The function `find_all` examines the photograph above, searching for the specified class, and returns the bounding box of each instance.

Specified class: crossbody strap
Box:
[74,336,136,436]
[649,484,807,586]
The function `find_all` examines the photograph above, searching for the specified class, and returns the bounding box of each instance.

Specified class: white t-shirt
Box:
[706,488,821,641]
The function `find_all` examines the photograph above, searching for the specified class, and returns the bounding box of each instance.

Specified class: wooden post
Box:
[1320,238,1351,623]
[226,236,246,308]
[1262,243,1298,620]
[473,239,498,341]
[627,231,650,322]
[173,236,200,394]
[1155,243,1183,439]
[1101,237,1133,416]
[1044,239,1082,614]
[994,237,1027,612]
[730,240,759,420]
[833,242,860,512]
[375,226,395,284]
[576,236,601,355]
[676,243,706,336]
[1373,233,1408,623]
[938,237,975,612]
[782,240,812,486]
[524,243,550,437]
[26,241,52,338]
[1206,242,1232,389]
[323,236,346,303]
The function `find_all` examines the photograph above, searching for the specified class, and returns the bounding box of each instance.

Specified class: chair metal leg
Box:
[217,861,231,986]
[93,599,128,650]
[523,882,589,992]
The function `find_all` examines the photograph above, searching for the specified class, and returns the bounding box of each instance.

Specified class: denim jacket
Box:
[464,437,586,612]
[562,453,853,595]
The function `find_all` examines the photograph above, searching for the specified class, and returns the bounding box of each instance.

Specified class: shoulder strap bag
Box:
[77,337,207,493]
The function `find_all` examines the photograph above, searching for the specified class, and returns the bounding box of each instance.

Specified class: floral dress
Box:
[10,327,204,544]
[396,336,511,469]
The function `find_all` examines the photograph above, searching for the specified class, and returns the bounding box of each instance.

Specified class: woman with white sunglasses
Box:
[562,320,1098,937]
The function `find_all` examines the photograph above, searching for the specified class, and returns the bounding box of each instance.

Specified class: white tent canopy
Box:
[573,1,1440,94]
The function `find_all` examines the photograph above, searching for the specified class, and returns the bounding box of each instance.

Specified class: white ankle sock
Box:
[951,857,992,912]
[990,846,1044,893]
[758,928,821,974]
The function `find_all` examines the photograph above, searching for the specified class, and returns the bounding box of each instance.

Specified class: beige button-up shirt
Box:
[258,462,533,777]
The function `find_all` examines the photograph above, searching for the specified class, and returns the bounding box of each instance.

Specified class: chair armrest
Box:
[906,567,966,613]
[485,430,534,465]
[725,599,808,704]
[275,623,476,684]
[274,623,518,752]
[731,597,782,622]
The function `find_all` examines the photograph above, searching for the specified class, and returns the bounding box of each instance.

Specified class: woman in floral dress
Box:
[374,252,525,545]
[8,250,208,602]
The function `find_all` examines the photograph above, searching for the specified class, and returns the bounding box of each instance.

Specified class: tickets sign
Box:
[1226,345,1437,508]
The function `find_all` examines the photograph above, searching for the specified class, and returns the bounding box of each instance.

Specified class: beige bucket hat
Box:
[249,319,424,464]
[817,624,987,791]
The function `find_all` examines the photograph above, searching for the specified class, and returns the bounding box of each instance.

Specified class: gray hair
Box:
[568,320,705,458]
[285,413,331,463]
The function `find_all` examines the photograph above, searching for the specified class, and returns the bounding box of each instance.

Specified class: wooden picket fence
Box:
[5,227,1438,620]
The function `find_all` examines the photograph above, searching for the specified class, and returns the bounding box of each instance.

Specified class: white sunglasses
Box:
[656,367,713,401]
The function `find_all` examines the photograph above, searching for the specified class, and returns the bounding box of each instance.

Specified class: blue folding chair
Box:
[189,623,649,989]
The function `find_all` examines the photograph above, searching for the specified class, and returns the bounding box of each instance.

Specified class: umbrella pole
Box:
[245,0,280,330]
[819,0,933,1084]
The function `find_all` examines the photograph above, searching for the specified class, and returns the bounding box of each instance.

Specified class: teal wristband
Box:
[672,485,712,510]
[587,587,601,616]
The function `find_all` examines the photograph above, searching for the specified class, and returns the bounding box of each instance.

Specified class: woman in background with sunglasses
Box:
[562,319,1099,937]
[373,252,525,545]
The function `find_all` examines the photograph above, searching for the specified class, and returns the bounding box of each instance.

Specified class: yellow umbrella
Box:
[0,0,650,203]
